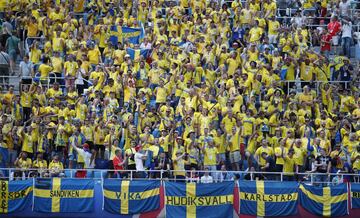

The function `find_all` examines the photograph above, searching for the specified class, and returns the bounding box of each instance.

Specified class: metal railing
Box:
[0,168,358,184]
[0,75,93,93]
[277,80,355,95]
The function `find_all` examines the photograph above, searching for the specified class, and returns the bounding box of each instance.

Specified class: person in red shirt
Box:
[327,16,341,37]
[320,29,332,58]
[113,149,127,178]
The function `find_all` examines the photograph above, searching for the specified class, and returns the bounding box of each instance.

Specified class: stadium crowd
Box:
[0,0,359,185]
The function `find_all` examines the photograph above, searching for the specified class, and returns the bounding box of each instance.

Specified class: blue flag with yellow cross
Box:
[34,178,94,212]
[103,180,160,214]
[351,183,360,208]
[239,180,298,216]
[299,183,348,217]
[165,181,234,218]
[0,180,32,214]
[126,48,151,61]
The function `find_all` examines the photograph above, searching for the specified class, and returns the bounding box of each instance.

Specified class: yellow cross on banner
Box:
[256,180,265,217]
[52,178,61,212]
[120,180,130,214]
[300,185,347,217]
[186,183,196,217]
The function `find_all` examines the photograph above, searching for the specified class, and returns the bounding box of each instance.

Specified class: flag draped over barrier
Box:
[3,178,360,217]
[299,183,348,217]
[126,48,151,60]
[34,178,94,213]
[165,181,234,218]
[239,180,298,216]
[0,180,32,213]
[103,180,160,214]
[351,183,360,209]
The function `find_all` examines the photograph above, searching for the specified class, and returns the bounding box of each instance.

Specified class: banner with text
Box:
[103,180,160,214]
[34,178,94,213]
[165,181,234,218]
[0,180,32,214]
[239,180,298,217]
[351,183,360,209]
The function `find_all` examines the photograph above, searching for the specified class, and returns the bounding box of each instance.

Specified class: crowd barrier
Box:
[1,168,360,184]
[1,73,356,96]
[1,178,360,217]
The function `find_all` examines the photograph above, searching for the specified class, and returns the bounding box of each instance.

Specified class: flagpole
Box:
[32,177,35,211]
[101,172,104,211]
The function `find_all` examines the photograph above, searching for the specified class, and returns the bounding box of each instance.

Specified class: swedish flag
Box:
[165,182,234,218]
[239,181,298,216]
[299,183,348,217]
[126,48,151,61]
[109,25,122,46]
[34,178,94,212]
[103,180,160,214]
[122,27,144,44]
[351,183,360,208]
[0,180,32,213]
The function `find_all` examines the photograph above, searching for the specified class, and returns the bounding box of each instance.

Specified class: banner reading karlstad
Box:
[351,183,360,208]
[0,180,32,213]
[103,180,160,214]
[299,183,348,217]
[165,181,234,218]
[34,178,94,212]
[239,180,298,217]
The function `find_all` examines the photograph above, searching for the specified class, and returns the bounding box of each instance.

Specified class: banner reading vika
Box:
[0,180,32,213]
[239,180,298,217]
[103,180,160,214]
[165,182,234,218]
[34,178,94,213]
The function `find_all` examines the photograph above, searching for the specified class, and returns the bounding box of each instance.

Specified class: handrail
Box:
[0,168,358,183]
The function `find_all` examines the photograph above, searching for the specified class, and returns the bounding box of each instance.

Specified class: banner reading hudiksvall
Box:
[299,183,348,217]
[0,180,32,213]
[34,178,94,212]
[103,180,160,214]
[165,181,234,218]
[239,180,298,216]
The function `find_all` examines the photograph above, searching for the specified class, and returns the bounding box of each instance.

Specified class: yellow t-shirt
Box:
[274,147,288,165]
[255,146,274,166]
[283,156,295,175]
[88,49,101,65]
[38,64,53,80]
[203,147,218,166]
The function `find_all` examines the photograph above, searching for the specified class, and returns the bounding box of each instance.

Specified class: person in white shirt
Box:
[19,55,33,78]
[71,143,95,169]
[339,0,351,18]
[341,17,353,58]
[140,37,152,49]
[200,168,213,184]
[134,145,148,178]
